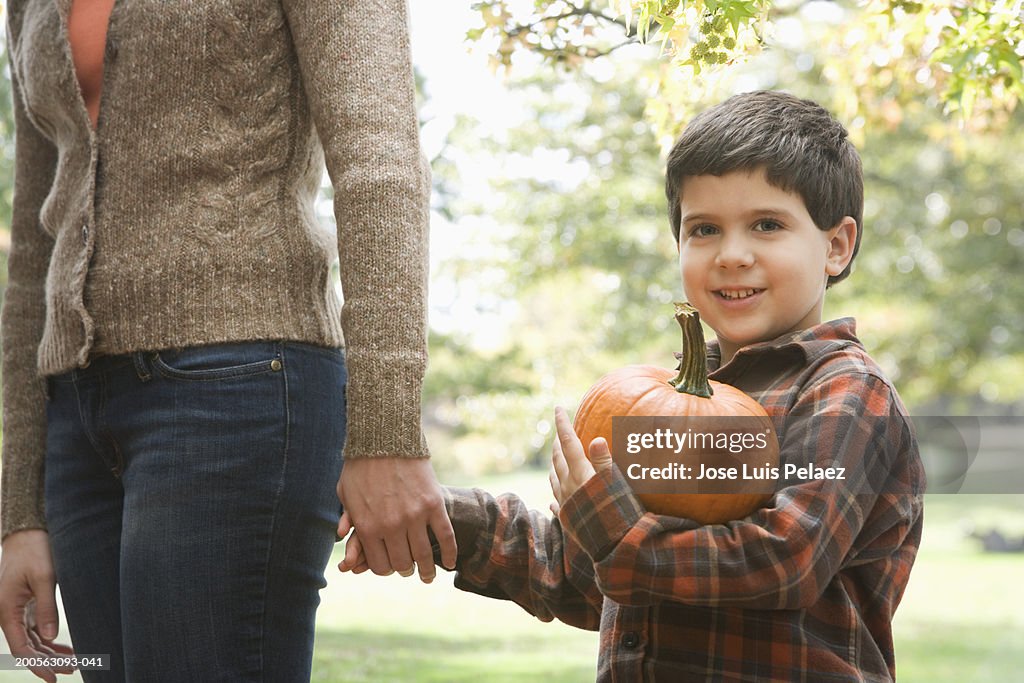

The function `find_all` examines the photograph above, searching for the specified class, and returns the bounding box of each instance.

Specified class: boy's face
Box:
[676,168,855,363]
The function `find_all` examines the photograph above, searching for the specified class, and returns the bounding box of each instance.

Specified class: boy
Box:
[341,91,925,682]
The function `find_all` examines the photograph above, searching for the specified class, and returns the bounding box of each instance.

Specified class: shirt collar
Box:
[705,318,860,373]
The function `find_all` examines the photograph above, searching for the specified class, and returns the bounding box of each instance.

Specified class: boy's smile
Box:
[676,169,856,364]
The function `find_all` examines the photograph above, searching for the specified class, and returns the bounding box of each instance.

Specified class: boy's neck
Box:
[718,342,740,367]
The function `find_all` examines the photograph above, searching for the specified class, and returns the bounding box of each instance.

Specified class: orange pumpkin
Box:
[573,302,779,524]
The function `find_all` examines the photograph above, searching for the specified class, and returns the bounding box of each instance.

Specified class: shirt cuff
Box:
[558,465,646,564]
[431,486,490,568]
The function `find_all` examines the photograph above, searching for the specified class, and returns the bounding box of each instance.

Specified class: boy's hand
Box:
[549,406,613,515]
[336,511,374,576]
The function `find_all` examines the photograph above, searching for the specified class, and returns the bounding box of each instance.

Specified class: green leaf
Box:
[950,47,980,72]
[960,80,978,120]
[994,46,1023,82]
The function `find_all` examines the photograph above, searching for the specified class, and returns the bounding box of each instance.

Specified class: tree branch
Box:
[503,2,633,39]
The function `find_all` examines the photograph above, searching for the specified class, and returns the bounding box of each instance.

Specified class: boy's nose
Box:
[714,235,755,269]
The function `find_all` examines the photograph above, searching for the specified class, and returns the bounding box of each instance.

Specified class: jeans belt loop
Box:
[132,351,153,382]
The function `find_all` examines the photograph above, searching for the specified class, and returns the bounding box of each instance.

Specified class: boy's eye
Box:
[690,224,719,237]
[754,220,782,233]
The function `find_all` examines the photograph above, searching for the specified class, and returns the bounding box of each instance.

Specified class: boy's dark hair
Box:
[665,90,863,286]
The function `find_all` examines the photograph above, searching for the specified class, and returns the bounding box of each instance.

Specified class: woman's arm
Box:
[278,0,454,581]
[2,46,58,542]
[0,47,75,680]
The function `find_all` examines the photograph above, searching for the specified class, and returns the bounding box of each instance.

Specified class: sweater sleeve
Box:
[280,0,431,459]
[1,60,59,539]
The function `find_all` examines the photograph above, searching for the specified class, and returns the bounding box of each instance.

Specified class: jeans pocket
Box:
[150,341,283,381]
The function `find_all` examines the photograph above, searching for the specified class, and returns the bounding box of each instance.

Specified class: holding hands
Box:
[337,406,613,576]
[335,458,456,583]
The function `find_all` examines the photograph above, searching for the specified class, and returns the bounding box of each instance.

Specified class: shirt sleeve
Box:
[559,371,924,610]
[1,59,59,539]
[443,486,604,631]
[280,0,431,459]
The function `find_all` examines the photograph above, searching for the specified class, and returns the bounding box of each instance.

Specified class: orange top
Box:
[67,0,116,129]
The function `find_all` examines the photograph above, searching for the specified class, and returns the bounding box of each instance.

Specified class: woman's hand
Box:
[548,406,613,515]
[0,529,75,682]
[336,458,456,584]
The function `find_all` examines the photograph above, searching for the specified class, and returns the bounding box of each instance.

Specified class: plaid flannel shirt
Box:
[443,318,925,682]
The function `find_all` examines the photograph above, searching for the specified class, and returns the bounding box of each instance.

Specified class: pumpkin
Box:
[573,302,779,524]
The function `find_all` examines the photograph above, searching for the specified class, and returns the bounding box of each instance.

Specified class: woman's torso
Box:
[6,0,344,373]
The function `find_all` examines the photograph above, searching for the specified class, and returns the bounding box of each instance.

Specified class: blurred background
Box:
[1,1,1022,681]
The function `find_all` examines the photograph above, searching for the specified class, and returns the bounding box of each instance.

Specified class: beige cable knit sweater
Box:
[2,0,431,538]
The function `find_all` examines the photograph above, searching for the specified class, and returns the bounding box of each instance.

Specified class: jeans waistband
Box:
[49,352,146,383]
[47,340,341,386]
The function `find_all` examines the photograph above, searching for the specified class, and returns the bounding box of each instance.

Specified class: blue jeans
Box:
[44,341,346,682]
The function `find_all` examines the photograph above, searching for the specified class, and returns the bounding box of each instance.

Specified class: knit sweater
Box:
[2,0,432,539]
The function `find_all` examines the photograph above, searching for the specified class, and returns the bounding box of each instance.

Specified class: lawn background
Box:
[2,471,1021,682]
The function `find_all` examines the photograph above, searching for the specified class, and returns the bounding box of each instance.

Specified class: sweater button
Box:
[81,224,89,244]
[621,632,640,650]
[105,39,119,60]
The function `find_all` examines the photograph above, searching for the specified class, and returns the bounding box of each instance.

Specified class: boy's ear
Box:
[825,217,857,277]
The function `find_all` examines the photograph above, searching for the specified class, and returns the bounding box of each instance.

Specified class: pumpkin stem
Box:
[668,302,713,398]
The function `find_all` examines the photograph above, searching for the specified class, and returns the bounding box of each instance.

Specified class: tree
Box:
[468,0,1024,134]
[423,4,1024,473]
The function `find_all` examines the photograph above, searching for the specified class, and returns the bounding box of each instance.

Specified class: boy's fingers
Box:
[340,531,365,572]
[548,467,561,502]
[587,437,614,472]
[431,505,458,572]
[551,432,570,486]
[553,406,574,440]
[336,510,353,540]
[549,501,560,516]
[554,407,586,466]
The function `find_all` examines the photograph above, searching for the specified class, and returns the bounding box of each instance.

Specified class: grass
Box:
[891,493,1024,682]
[311,469,598,683]
[310,483,1024,683]
[1,478,1021,682]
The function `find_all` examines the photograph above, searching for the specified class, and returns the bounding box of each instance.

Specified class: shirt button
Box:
[81,224,89,244]
[621,631,640,650]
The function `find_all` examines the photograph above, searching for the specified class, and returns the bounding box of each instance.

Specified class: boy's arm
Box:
[440,486,604,631]
[337,486,604,629]
[560,371,924,611]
